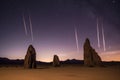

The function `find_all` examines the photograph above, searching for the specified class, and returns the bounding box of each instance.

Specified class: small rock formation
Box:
[53,55,60,67]
[84,38,102,66]
[24,45,36,69]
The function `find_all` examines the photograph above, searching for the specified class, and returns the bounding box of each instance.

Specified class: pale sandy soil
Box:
[0,65,120,80]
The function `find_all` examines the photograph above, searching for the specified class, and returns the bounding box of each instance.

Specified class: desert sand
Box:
[0,65,120,80]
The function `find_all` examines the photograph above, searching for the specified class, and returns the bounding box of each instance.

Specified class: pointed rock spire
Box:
[84,38,102,67]
[24,45,36,69]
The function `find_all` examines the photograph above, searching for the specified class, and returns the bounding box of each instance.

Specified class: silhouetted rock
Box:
[84,38,102,66]
[24,45,36,69]
[53,55,60,67]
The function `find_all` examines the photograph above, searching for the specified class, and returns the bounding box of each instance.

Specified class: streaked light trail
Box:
[22,13,27,36]
[29,14,34,41]
[96,17,100,48]
[74,27,79,53]
[102,23,106,51]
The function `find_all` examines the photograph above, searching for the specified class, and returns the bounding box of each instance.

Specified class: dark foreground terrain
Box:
[0,57,120,80]
[0,65,120,80]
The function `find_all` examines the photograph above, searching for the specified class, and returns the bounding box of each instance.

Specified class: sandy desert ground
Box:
[0,65,120,80]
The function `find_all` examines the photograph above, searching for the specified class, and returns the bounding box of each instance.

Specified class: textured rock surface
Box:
[53,55,60,67]
[24,45,36,68]
[84,38,102,66]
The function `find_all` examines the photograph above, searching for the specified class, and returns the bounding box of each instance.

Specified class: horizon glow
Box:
[0,0,120,62]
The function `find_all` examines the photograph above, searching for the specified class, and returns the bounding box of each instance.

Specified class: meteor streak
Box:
[96,17,100,48]
[74,27,79,53]
[102,23,106,51]
[29,14,34,41]
[22,14,27,36]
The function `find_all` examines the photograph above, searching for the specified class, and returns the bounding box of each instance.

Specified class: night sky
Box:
[0,0,120,62]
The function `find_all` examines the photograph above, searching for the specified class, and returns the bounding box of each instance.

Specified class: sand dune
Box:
[0,65,120,80]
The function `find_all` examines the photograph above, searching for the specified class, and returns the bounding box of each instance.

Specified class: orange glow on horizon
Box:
[100,50,120,61]
[1,47,120,62]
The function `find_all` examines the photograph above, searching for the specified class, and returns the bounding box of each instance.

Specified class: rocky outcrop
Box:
[84,38,102,66]
[53,55,60,67]
[24,45,36,69]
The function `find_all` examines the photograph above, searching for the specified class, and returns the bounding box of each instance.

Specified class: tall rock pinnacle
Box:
[24,45,36,69]
[84,38,102,66]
